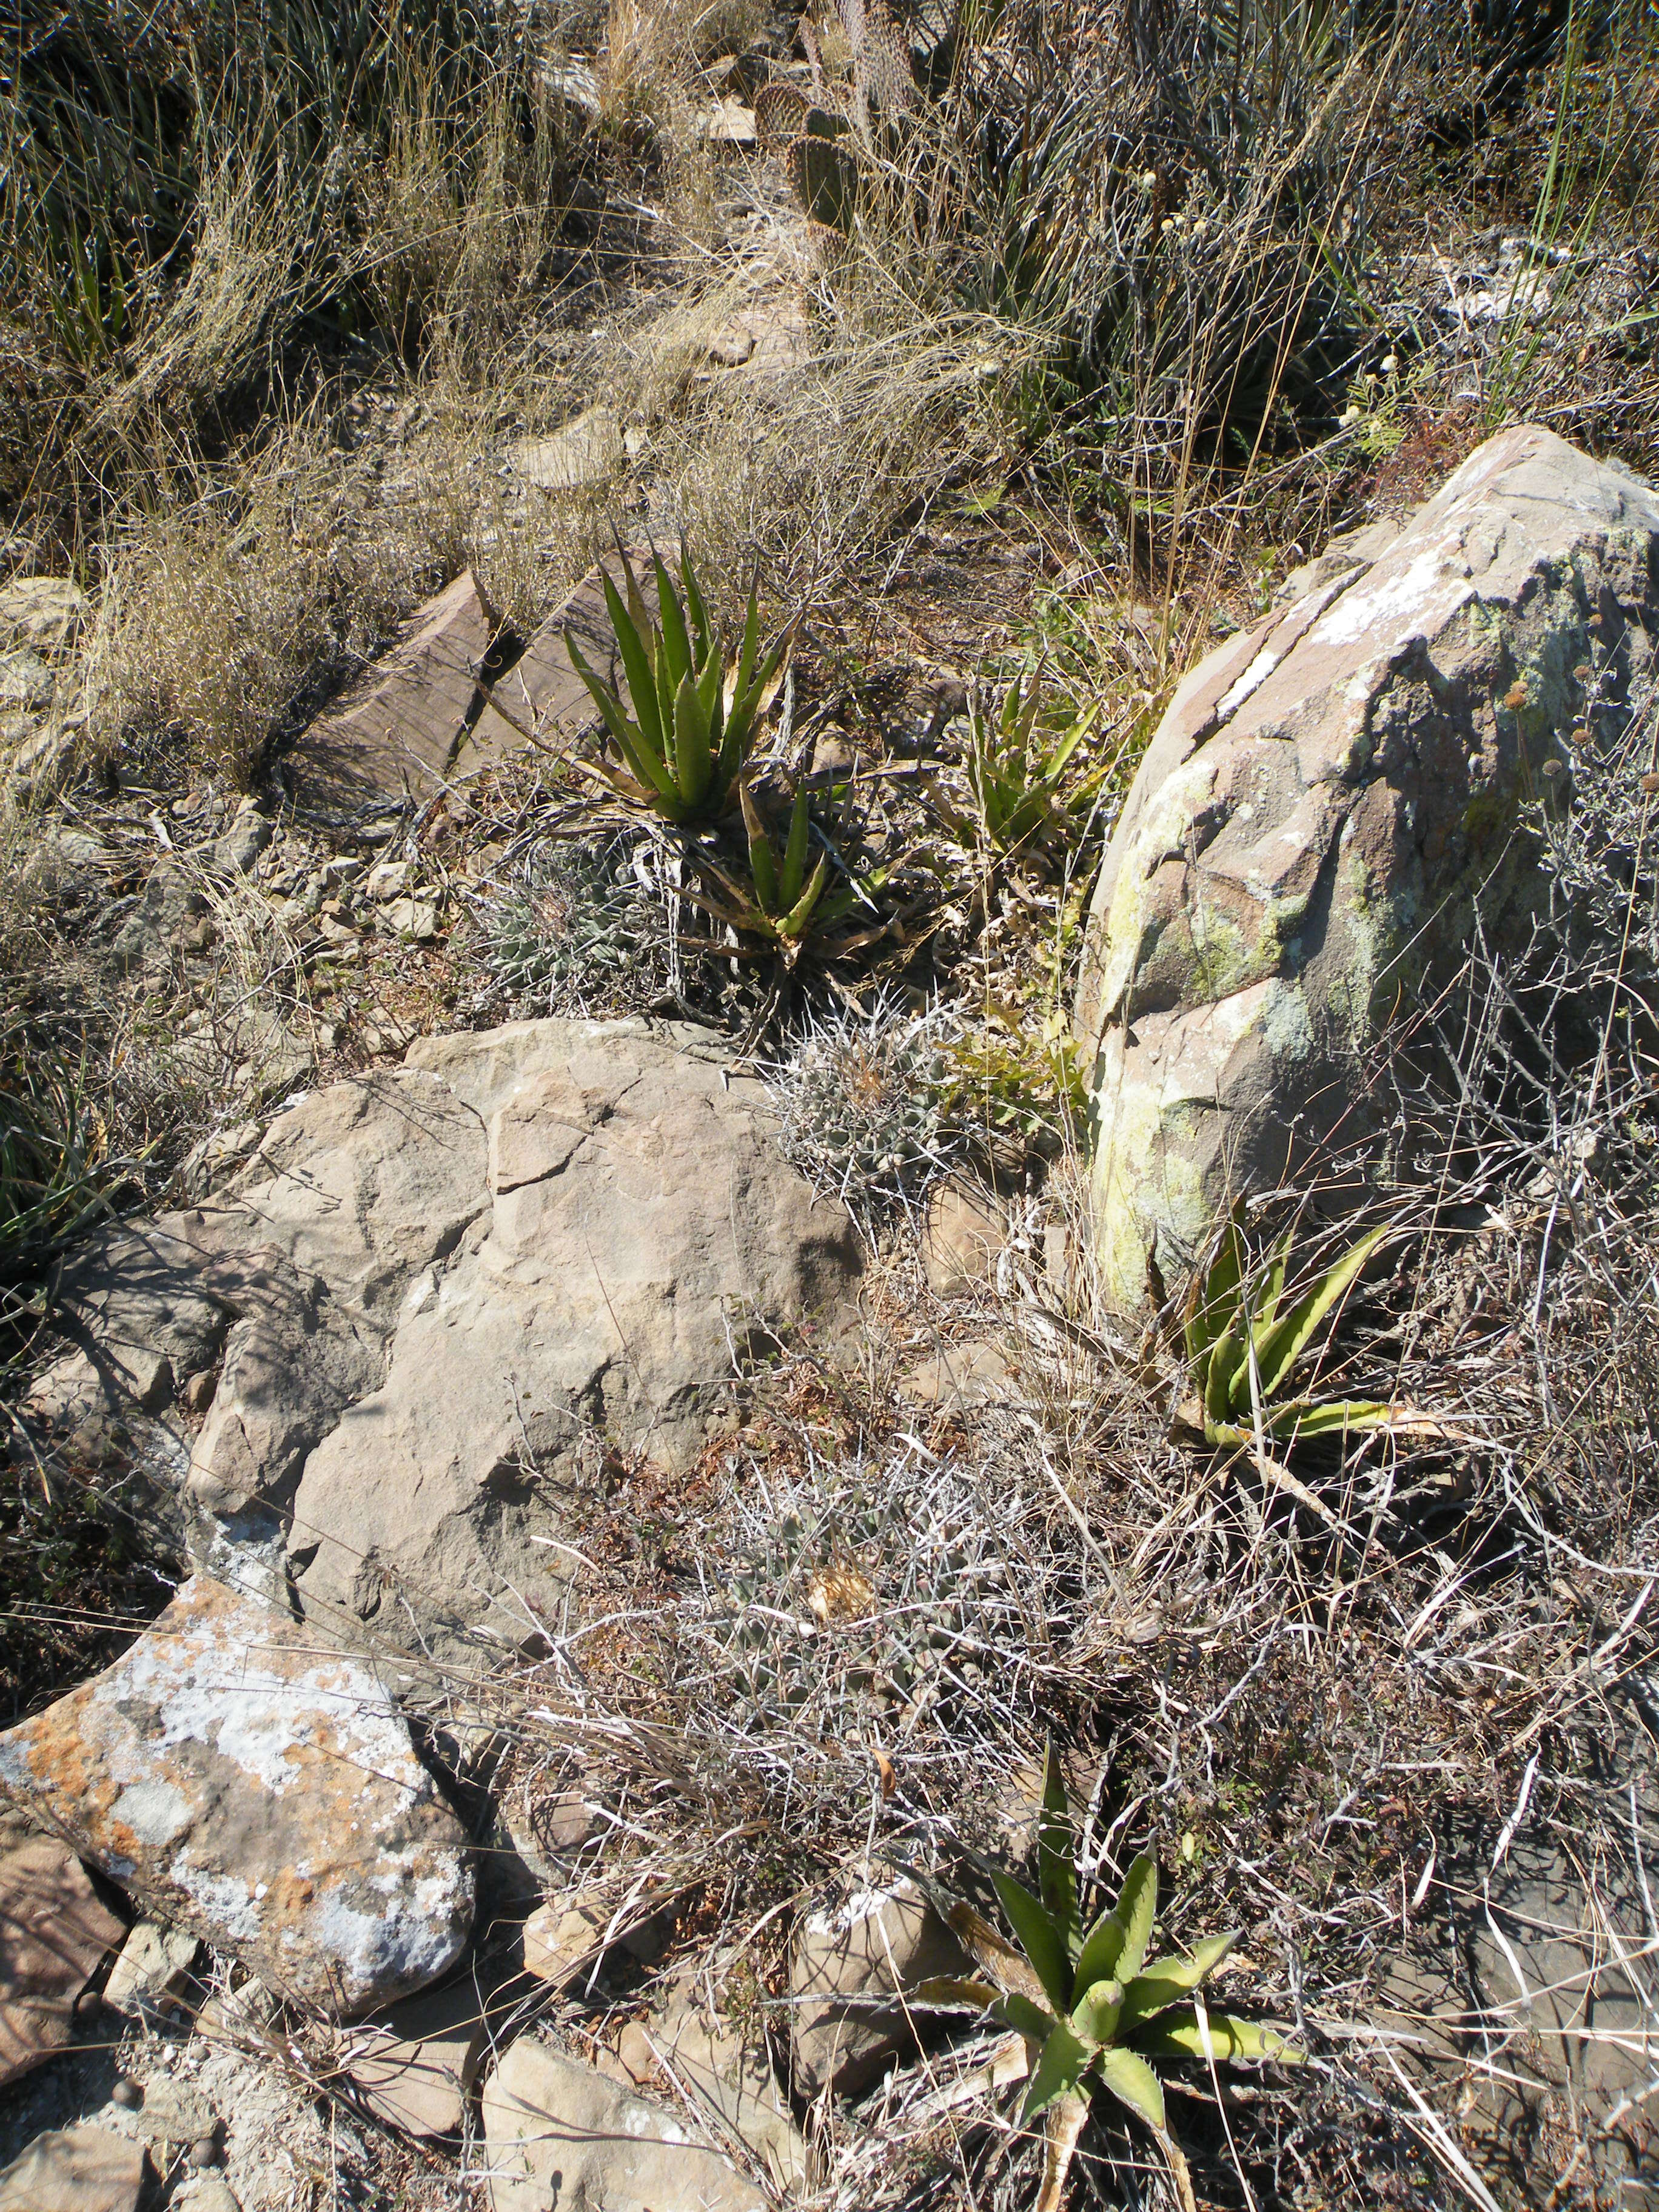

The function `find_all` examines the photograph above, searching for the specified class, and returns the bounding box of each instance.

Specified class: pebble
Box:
[190,2136,220,2168]
[110,2077,140,2108]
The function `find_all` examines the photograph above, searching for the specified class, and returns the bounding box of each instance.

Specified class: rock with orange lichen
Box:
[0,1577,472,2017]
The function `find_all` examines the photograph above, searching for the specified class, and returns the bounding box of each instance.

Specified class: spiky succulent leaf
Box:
[1130,2007,1300,2063]
[653,555,694,688]
[987,1865,1072,2013]
[781,782,812,910]
[1117,1931,1236,2027]
[1037,1743,1080,1958]
[1073,1902,1128,2002]
[911,1975,1005,2012]
[672,667,712,810]
[680,544,714,666]
[1246,1225,1387,1405]
[1093,2044,1167,2131]
[565,631,677,805]
[1021,2017,1095,2122]
[598,566,665,766]
[943,1899,1051,2005]
[1262,1397,1398,1440]
[1109,1853,1158,1983]
[740,781,779,912]
[1185,1206,1244,1372]
[1071,1976,1122,2046]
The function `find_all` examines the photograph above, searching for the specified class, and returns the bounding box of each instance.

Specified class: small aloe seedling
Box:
[566,547,791,825]
[950,672,1097,861]
[918,1751,1296,2212]
[1181,1206,1395,1449]
[690,781,877,965]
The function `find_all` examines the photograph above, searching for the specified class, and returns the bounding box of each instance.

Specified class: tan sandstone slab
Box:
[459,551,634,776]
[288,1022,860,1649]
[0,1832,125,2085]
[483,2042,766,2212]
[344,1966,504,2137]
[293,572,492,821]
[0,2125,145,2212]
[0,1576,474,2017]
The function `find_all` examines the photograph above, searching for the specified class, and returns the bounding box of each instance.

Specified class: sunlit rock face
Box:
[1076,424,1659,1310]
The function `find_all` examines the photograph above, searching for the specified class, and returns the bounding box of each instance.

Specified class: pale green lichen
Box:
[1095,754,1221,1016]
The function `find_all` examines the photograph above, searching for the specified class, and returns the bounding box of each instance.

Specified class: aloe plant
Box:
[688,780,880,965]
[919,1750,1296,2212]
[948,674,1098,860]
[1182,1208,1395,1447]
[565,549,791,826]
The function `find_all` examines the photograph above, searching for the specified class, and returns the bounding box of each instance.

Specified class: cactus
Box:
[764,996,956,1222]
[756,79,811,147]
[786,127,860,234]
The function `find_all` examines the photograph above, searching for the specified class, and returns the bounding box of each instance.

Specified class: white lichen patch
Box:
[101,1579,427,1799]
[1312,543,1458,651]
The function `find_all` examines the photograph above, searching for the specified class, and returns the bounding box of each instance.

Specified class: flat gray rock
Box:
[482,2042,766,2212]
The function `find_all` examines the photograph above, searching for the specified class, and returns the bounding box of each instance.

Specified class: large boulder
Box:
[1076,426,1659,1309]
[0,1575,473,2016]
[42,1021,861,1659]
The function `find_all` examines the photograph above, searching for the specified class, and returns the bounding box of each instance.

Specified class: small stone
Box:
[103,1919,199,2017]
[345,1969,497,2139]
[208,801,269,877]
[508,407,624,493]
[921,1177,1007,1296]
[0,2125,145,2212]
[789,1875,970,2099]
[181,1369,218,1416]
[181,917,217,955]
[615,2019,655,2085]
[483,2044,766,2212]
[381,895,438,942]
[129,2077,218,2150]
[366,859,410,901]
[521,1900,611,1989]
[294,574,491,818]
[0,577,84,656]
[899,1339,1013,1410]
[6,725,75,803]
[0,646,54,710]
[176,2181,240,2212]
[110,2078,140,2109]
[189,2139,218,2169]
[0,1833,125,2086]
[647,1973,808,2188]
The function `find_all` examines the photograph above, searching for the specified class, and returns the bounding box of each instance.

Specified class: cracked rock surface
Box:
[44,1017,862,1660]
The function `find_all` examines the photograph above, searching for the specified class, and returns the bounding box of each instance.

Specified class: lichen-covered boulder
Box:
[1076,425,1659,1310]
[0,1576,473,2016]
